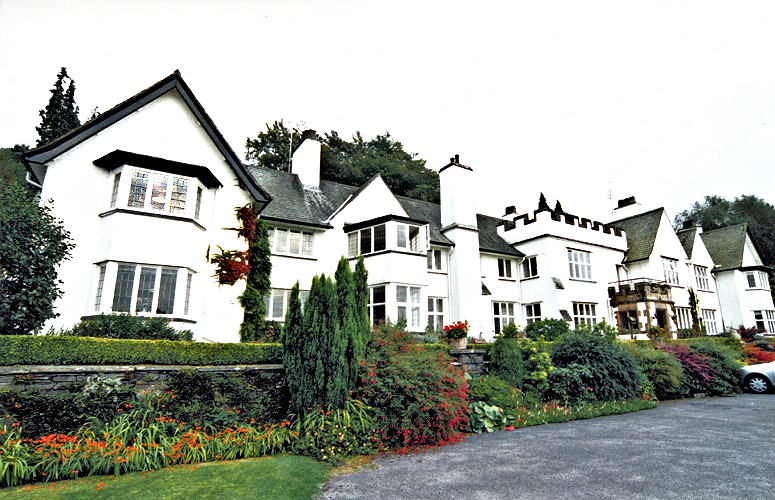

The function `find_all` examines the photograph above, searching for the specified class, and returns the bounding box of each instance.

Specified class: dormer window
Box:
[345,217,428,258]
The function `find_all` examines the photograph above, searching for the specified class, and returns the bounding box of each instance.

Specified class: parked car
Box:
[741,361,775,393]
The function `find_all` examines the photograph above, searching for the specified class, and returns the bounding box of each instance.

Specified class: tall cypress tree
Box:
[334,257,358,401]
[239,219,272,341]
[36,67,81,146]
[282,282,305,414]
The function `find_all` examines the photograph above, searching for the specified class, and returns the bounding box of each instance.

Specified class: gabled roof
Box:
[700,224,749,271]
[610,208,663,263]
[676,227,698,259]
[21,71,270,208]
[246,165,522,256]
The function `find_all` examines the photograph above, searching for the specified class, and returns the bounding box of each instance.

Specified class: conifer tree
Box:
[238,219,272,341]
[353,255,370,339]
[282,282,305,412]
[335,257,359,397]
[36,67,81,146]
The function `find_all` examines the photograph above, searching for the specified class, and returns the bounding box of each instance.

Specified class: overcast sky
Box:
[2,0,774,222]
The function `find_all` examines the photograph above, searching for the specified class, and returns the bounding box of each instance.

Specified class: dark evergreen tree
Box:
[36,67,81,146]
[353,256,370,338]
[245,124,440,202]
[554,200,564,213]
[538,192,551,211]
[238,219,272,342]
[282,282,304,412]
[334,257,360,397]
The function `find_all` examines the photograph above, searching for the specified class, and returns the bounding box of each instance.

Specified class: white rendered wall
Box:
[37,90,254,342]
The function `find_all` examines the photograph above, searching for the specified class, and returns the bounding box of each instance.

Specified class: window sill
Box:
[82,314,197,324]
[498,277,517,282]
[271,253,317,261]
[427,269,447,275]
[99,208,205,231]
[349,249,425,259]
[521,276,539,281]
[568,278,597,284]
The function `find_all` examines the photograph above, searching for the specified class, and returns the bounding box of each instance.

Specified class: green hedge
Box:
[0,336,283,366]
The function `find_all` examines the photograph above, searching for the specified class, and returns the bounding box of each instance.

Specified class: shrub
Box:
[623,342,684,401]
[550,332,643,401]
[489,336,524,388]
[501,322,520,339]
[519,338,553,399]
[742,343,775,364]
[524,318,570,341]
[162,370,290,427]
[356,324,468,451]
[65,314,193,341]
[573,320,619,343]
[737,325,765,341]
[0,376,135,439]
[467,401,514,433]
[546,363,596,405]
[684,339,742,395]
[660,343,715,396]
[0,335,282,366]
[467,375,520,414]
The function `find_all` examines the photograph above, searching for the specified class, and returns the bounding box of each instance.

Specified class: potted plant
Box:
[444,320,470,350]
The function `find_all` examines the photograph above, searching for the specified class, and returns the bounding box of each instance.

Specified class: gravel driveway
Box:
[319,394,775,500]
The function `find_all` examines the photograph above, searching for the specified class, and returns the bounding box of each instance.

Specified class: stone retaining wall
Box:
[0,364,284,394]
[450,350,488,375]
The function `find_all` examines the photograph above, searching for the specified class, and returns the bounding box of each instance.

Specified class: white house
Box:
[700,224,775,332]
[21,71,270,342]
[20,72,774,341]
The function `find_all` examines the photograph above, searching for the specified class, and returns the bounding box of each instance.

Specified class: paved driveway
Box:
[319,394,775,500]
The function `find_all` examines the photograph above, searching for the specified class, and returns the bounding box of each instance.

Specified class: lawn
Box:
[0,455,330,500]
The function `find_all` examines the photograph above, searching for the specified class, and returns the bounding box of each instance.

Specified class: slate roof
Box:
[700,224,748,271]
[676,227,698,259]
[21,71,270,208]
[246,166,522,256]
[610,208,663,263]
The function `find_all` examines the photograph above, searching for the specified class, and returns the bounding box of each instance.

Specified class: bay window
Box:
[396,285,421,329]
[108,263,189,316]
[746,271,770,290]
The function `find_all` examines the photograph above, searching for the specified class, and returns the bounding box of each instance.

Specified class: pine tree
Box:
[538,192,551,211]
[36,68,81,146]
[353,256,370,342]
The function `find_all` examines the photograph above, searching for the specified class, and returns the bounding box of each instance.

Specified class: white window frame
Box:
[746,271,770,290]
[522,256,538,279]
[525,302,541,325]
[676,307,692,330]
[694,266,710,291]
[264,288,309,321]
[427,297,445,332]
[427,249,444,271]
[701,309,718,334]
[369,285,387,325]
[396,285,421,329]
[573,302,597,328]
[493,301,515,334]
[662,257,680,285]
[108,263,188,316]
[396,223,423,252]
[119,167,203,219]
[268,226,314,257]
[498,258,513,279]
[568,249,592,281]
[754,310,775,332]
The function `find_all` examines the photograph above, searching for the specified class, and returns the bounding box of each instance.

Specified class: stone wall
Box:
[0,364,284,394]
[449,349,489,376]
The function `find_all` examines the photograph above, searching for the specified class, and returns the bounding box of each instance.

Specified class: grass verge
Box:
[0,455,330,500]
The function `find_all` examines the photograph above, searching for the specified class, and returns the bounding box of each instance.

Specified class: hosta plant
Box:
[467,401,514,434]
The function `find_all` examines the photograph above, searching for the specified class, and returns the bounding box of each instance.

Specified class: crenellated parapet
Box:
[498,207,626,249]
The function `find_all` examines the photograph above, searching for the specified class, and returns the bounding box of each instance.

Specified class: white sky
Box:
[2,0,775,222]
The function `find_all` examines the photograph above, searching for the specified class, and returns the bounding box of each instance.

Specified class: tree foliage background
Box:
[674,194,775,267]
[245,121,440,203]
[36,67,81,147]
[0,182,74,334]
